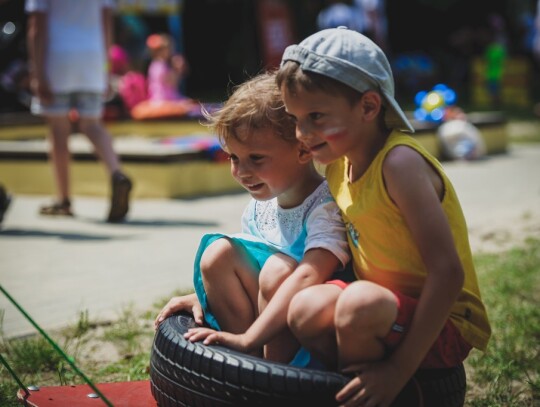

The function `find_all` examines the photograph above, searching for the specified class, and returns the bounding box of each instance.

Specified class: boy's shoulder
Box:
[382,131,433,160]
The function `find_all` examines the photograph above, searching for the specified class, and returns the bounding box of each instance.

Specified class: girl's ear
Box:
[297,142,312,163]
[358,90,383,121]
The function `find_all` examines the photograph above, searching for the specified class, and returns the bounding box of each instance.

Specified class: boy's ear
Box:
[297,142,312,163]
[359,91,383,121]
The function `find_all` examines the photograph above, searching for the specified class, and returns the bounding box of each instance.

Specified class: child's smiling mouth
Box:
[309,141,328,152]
[245,183,264,192]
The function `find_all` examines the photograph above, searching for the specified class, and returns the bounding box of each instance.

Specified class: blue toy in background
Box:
[414,83,457,123]
[413,84,487,161]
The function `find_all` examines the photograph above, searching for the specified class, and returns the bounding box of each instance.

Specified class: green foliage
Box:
[0,379,21,407]
[1,242,538,405]
[5,335,64,374]
[101,305,153,357]
[466,238,540,406]
[96,352,151,382]
[0,309,89,406]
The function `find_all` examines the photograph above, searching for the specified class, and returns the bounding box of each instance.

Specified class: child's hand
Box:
[154,293,203,330]
[184,328,250,353]
[336,360,408,407]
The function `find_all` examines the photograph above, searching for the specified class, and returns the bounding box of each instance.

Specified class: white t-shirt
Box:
[238,180,350,267]
[25,0,114,93]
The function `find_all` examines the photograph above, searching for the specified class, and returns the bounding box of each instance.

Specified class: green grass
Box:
[464,237,540,406]
[0,305,156,406]
[1,245,539,406]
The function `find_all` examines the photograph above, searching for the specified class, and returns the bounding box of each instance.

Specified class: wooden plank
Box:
[17,380,156,406]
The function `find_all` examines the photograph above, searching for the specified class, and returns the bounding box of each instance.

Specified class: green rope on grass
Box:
[0,285,113,407]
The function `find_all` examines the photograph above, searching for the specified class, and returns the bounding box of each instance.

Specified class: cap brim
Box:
[383,93,415,133]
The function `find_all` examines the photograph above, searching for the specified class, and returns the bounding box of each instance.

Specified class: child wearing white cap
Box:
[278,27,491,405]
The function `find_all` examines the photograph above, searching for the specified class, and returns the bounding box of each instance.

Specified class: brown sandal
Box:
[39,199,73,217]
[107,171,132,223]
[0,185,11,223]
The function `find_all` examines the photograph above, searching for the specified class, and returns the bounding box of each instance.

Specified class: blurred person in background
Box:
[354,0,388,51]
[317,0,364,33]
[129,32,200,120]
[145,33,189,103]
[26,0,133,222]
[534,0,540,116]
[534,0,540,57]
[483,13,508,108]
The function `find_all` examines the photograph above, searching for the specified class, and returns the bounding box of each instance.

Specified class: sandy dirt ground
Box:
[1,142,539,340]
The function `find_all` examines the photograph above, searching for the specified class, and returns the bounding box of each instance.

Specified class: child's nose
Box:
[234,161,251,178]
[295,122,311,142]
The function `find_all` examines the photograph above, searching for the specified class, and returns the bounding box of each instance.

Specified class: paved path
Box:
[1,143,539,338]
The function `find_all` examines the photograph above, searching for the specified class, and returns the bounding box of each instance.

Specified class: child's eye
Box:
[229,154,238,163]
[249,154,265,162]
[309,112,324,122]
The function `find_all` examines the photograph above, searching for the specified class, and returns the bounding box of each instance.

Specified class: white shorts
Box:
[31,92,104,118]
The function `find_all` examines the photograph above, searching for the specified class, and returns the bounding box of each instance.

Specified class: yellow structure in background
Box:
[471,57,531,107]
[0,120,207,141]
[0,118,508,199]
[0,160,239,199]
[116,0,180,15]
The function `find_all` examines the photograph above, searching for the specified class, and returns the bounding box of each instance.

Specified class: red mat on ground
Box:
[17,380,156,406]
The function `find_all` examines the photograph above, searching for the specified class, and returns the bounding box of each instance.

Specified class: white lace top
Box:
[236,181,350,266]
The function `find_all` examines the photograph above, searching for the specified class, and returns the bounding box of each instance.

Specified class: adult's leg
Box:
[78,117,121,174]
[200,238,260,334]
[287,284,342,369]
[79,115,132,222]
[0,184,12,224]
[258,253,298,363]
[45,115,72,203]
[334,280,398,369]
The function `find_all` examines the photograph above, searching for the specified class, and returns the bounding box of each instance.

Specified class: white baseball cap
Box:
[282,27,415,133]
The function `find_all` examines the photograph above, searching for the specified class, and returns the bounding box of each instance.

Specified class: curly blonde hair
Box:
[204,71,296,150]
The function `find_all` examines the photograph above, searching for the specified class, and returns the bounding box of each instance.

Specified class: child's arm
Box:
[337,146,465,406]
[162,55,186,89]
[185,248,340,352]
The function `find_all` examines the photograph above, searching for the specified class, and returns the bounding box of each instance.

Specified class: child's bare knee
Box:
[288,286,335,337]
[335,281,397,333]
[259,254,296,301]
[200,239,235,280]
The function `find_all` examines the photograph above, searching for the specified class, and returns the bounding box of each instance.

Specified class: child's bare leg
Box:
[200,238,259,334]
[334,280,398,369]
[287,284,342,369]
[258,253,298,363]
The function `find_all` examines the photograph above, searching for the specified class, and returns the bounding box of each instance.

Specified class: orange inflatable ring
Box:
[131,99,200,120]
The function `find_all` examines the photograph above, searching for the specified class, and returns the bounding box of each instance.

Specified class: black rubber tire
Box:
[150,312,466,407]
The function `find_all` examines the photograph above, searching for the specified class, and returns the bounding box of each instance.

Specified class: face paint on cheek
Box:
[322,127,347,141]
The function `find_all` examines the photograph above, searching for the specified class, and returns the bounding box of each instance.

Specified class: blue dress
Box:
[193,181,350,330]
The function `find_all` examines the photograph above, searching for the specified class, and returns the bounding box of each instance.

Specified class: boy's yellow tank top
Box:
[326,131,491,351]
